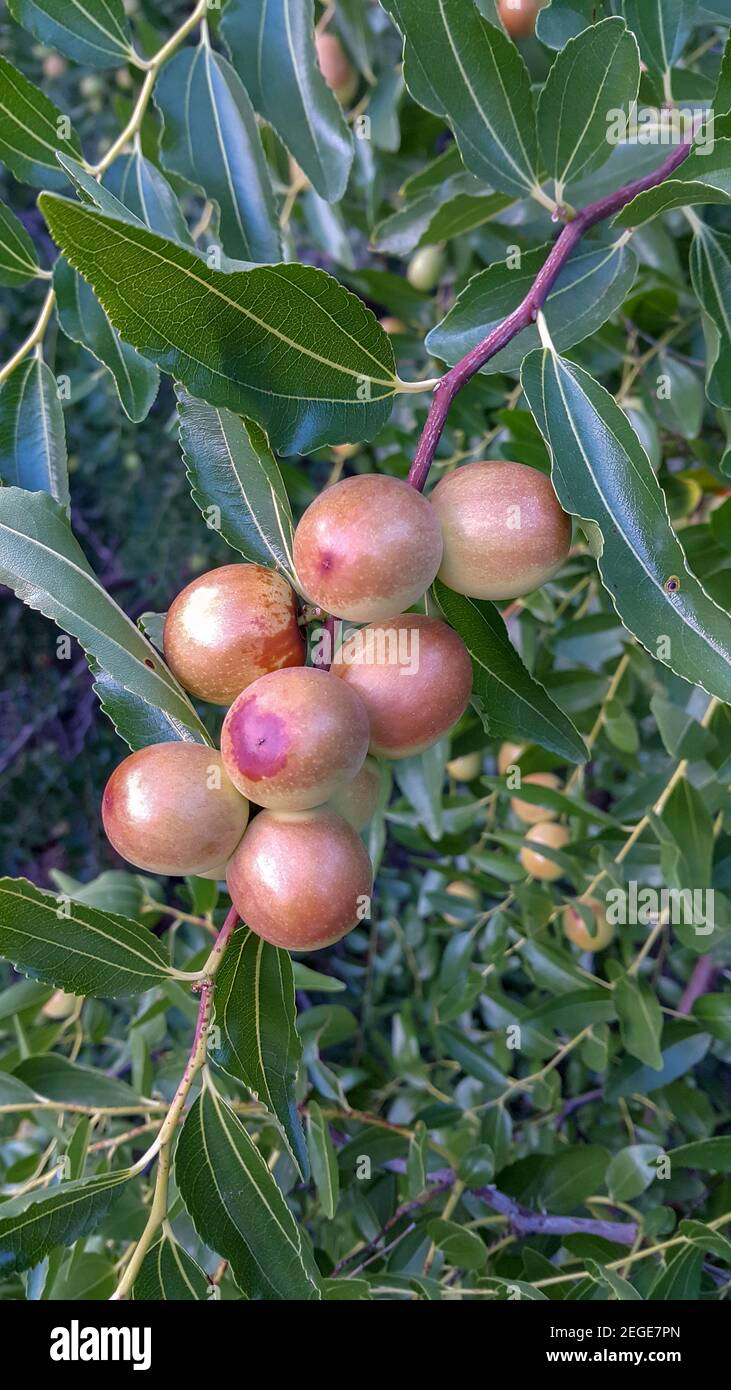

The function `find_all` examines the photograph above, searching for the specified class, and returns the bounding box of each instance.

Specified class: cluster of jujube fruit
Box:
[102,461,572,952]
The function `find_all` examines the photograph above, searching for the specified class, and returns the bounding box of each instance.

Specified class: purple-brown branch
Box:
[407,140,693,492]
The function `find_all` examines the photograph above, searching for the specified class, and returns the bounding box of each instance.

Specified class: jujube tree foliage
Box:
[0,0,730,1304]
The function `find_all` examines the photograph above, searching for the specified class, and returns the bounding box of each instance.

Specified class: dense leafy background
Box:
[0,0,730,1304]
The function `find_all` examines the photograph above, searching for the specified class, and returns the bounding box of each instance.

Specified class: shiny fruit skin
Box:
[497,740,525,775]
[315,32,358,103]
[327,756,381,830]
[562,898,615,952]
[407,244,445,291]
[510,771,562,824]
[447,751,482,781]
[293,474,443,623]
[444,879,480,925]
[430,460,571,600]
[220,666,369,811]
[332,614,472,759]
[519,821,570,880]
[499,0,539,40]
[227,808,372,950]
[163,564,304,706]
[102,744,249,876]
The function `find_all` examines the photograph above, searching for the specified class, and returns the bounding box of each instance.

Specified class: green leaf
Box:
[104,152,194,247]
[0,54,81,188]
[607,1144,663,1201]
[0,877,174,997]
[176,1086,321,1300]
[383,0,540,198]
[221,0,353,204]
[0,1170,130,1274]
[154,40,280,264]
[622,0,695,77]
[691,994,731,1043]
[427,234,637,375]
[0,487,210,744]
[54,258,159,423]
[660,777,714,890]
[689,221,731,410]
[38,196,398,454]
[306,1100,339,1218]
[583,1257,642,1299]
[50,1253,116,1301]
[614,975,663,1070]
[678,1220,731,1263]
[176,389,296,581]
[538,18,640,199]
[0,198,40,286]
[89,661,209,752]
[521,349,731,703]
[606,1023,710,1100]
[433,580,587,764]
[373,175,511,257]
[647,1244,703,1300]
[614,142,731,228]
[14,1055,145,1110]
[537,0,606,48]
[428,1218,487,1270]
[7,0,134,68]
[0,357,69,508]
[669,1136,731,1170]
[133,1235,210,1301]
[209,927,308,1177]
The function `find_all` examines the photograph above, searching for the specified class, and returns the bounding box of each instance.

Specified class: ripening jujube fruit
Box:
[562,898,615,952]
[163,564,304,706]
[430,461,571,600]
[315,31,358,104]
[42,990,80,1020]
[446,751,482,781]
[443,879,481,924]
[406,244,445,291]
[510,771,562,824]
[499,0,539,40]
[519,821,570,880]
[227,808,372,950]
[326,756,381,830]
[332,614,473,759]
[497,740,525,775]
[293,474,443,622]
[102,744,249,876]
[220,666,369,811]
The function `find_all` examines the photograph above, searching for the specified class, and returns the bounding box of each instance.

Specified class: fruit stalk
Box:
[407,139,693,492]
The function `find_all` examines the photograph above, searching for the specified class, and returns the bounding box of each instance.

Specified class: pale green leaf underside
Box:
[0,197,40,286]
[133,1235,210,1301]
[54,257,160,423]
[0,487,209,742]
[521,349,731,702]
[38,195,398,454]
[0,357,69,507]
[176,389,296,582]
[690,222,731,410]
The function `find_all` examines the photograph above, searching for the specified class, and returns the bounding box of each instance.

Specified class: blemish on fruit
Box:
[664,575,680,594]
[227,698,290,779]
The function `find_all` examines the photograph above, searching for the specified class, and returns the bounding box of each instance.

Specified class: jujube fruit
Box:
[443,879,481,924]
[293,473,443,622]
[42,990,80,1020]
[315,31,358,104]
[227,807,372,950]
[220,666,369,811]
[332,614,472,759]
[430,460,571,600]
[499,0,539,40]
[446,751,482,781]
[407,244,445,291]
[163,563,304,706]
[102,744,249,876]
[562,898,614,952]
[497,740,525,775]
[380,316,406,335]
[327,756,381,830]
[519,821,570,880]
[510,771,562,824]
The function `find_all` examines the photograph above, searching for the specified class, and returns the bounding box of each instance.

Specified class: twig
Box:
[406,140,692,492]
[678,954,717,1014]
